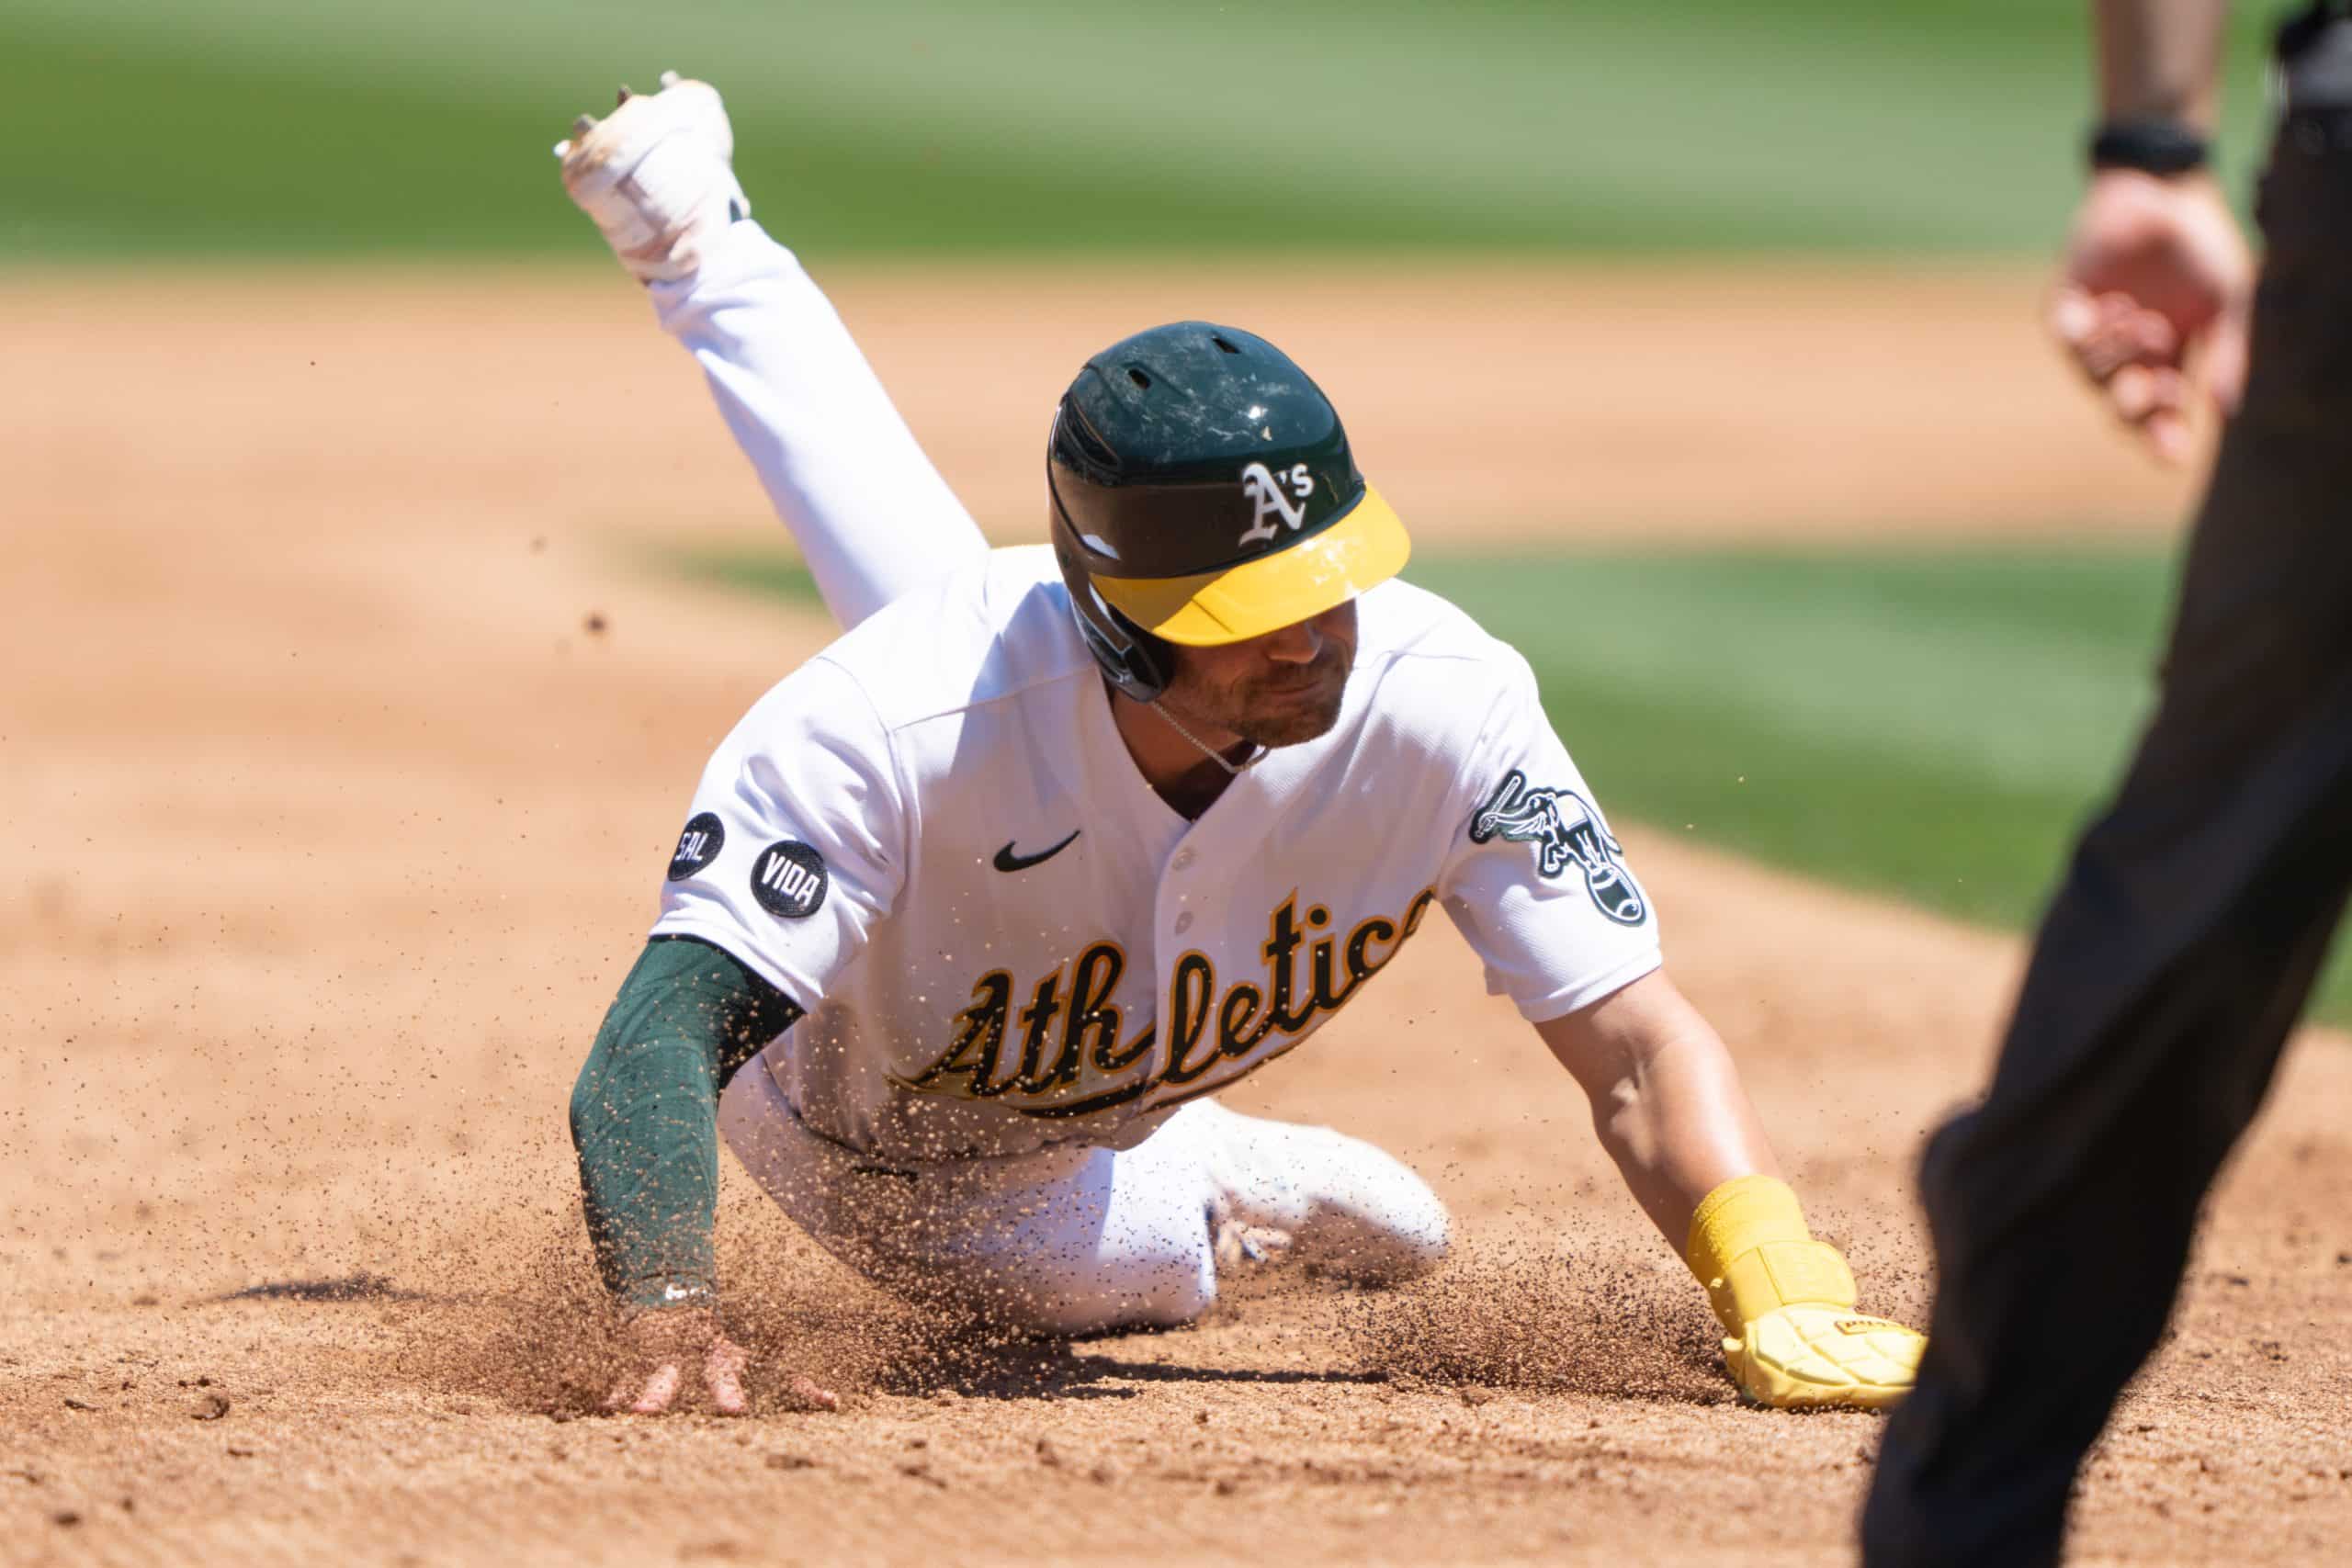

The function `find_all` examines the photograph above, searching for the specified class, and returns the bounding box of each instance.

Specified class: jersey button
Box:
[1171,849,1195,871]
[1174,912,1194,934]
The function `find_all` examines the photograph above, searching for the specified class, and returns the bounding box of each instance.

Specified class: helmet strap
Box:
[1149,696,1258,776]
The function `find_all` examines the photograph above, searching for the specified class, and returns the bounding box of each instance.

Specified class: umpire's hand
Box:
[2049,168,2254,465]
[606,1304,838,1416]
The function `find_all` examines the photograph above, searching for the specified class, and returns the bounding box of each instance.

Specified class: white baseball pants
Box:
[718,1066,1448,1336]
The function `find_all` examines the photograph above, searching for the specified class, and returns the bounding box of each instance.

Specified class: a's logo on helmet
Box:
[1238,461,1317,547]
[1468,769,1647,926]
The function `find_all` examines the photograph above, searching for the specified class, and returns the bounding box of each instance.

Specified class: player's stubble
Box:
[1159,601,1358,749]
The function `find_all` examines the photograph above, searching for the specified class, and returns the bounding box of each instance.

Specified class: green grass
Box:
[3,0,2279,260]
[677,548,822,610]
[1405,549,2178,932]
[688,539,2352,1026]
[1409,547,2352,1027]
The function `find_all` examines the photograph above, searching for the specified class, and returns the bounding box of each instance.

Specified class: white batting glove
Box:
[555,71,750,285]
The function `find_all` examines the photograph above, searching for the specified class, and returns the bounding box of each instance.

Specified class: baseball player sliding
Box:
[553,75,1926,1416]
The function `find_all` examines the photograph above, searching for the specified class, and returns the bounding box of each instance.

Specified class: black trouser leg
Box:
[1862,790,2352,1565]
[1862,83,2352,1568]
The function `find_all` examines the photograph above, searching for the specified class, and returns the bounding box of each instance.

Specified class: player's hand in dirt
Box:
[1720,1303,1925,1411]
[1686,1188,1926,1412]
[2048,168,2254,466]
[605,1305,837,1416]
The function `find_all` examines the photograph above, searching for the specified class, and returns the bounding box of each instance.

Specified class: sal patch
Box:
[750,839,829,919]
[1468,769,1647,926]
[666,812,726,882]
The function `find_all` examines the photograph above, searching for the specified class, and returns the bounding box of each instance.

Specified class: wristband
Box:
[622,1274,718,1314]
[2088,118,2210,175]
[1684,1174,1856,1335]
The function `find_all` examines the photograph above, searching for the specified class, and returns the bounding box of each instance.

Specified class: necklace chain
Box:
[1151,700,1257,776]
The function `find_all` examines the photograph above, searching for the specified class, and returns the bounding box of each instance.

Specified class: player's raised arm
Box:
[554,73,989,628]
[1441,656,1923,1409]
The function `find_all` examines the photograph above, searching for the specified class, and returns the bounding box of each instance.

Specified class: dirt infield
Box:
[3,265,2344,1567]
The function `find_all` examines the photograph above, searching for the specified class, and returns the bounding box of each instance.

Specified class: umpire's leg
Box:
[1861,95,2352,1567]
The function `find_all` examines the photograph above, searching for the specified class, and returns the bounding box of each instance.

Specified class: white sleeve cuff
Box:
[1511,950,1665,1024]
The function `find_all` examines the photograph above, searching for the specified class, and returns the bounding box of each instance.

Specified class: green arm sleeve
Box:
[568,935,804,1311]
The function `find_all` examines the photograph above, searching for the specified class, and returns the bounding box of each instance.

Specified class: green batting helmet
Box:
[1046,321,1410,703]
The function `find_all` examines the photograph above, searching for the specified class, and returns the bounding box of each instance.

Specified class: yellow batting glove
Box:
[1686,1175,1926,1410]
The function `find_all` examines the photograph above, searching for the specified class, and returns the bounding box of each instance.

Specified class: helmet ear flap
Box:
[1050,525,1171,704]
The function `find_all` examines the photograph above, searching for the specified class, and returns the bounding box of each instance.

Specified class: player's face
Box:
[1164,601,1358,747]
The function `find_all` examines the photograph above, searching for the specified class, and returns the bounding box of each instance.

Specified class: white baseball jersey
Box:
[651,544,1660,1165]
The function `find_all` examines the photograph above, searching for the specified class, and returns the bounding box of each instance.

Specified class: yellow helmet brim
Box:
[1089,484,1410,647]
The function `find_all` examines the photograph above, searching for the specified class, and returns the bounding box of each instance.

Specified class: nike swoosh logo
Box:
[993,829,1080,873]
